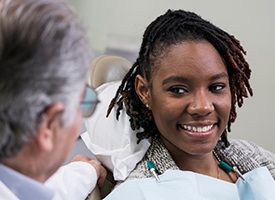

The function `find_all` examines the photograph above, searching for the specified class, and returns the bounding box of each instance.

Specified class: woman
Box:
[104,9,275,199]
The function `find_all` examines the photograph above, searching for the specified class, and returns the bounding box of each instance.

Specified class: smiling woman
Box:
[135,41,232,163]
[103,9,275,199]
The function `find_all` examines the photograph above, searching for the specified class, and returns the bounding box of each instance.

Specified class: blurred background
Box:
[67,0,275,157]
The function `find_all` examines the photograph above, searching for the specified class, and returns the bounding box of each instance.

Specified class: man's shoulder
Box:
[0,181,19,200]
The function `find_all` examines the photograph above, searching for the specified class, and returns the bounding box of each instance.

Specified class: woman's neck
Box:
[158,136,236,182]
[173,150,218,177]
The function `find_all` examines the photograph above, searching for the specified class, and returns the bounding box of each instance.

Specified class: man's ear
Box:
[135,75,151,107]
[36,103,64,152]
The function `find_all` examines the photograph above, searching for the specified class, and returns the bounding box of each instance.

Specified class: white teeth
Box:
[182,124,213,133]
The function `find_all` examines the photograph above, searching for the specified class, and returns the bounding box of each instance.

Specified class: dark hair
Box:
[107,9,253,147]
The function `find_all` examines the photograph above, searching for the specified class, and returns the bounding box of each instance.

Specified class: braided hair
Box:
[107,9,253,147]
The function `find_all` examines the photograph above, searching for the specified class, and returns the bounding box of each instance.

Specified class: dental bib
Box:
[104,167,275,200]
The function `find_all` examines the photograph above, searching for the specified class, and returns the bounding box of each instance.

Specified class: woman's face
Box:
[144,41,231,157]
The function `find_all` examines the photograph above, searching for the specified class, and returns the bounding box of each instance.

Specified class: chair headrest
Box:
[88,55,132,88]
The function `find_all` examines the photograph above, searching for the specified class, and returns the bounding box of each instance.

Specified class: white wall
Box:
[70,0,275,152]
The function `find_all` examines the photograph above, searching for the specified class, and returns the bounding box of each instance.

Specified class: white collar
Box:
[0,164,54,200]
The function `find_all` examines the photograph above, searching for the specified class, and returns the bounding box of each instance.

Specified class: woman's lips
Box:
[179,123,216,138]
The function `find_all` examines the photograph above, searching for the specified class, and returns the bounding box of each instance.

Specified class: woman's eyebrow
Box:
[162,72,228,85]
[162,76,190,85]
[209,72,229,81]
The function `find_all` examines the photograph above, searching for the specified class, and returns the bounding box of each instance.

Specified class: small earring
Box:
[145,103,149,108]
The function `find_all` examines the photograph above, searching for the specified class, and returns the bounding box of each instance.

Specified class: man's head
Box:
[0,0,93,179]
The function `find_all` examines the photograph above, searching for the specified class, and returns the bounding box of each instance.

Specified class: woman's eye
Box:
[168,86,188,94]
[210,84,225,92]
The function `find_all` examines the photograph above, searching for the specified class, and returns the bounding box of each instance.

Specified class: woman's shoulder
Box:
[217,139,275,178]
[228,139,274,156]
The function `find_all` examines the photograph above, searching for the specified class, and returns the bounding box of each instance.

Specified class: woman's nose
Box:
[187,92,214,116]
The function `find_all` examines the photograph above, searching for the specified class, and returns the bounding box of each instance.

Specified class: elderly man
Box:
[0,0,106,199]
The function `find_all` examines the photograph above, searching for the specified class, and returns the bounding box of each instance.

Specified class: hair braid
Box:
[108,9,253,147]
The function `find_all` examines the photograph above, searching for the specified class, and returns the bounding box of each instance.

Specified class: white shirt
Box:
[46,161,98,200]
[0,161,97,200]
[0,164,53,200]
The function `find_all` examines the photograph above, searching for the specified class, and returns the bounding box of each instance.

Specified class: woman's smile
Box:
[178,123,216,138]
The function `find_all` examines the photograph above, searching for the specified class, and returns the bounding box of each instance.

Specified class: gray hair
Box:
[0,0,92,159]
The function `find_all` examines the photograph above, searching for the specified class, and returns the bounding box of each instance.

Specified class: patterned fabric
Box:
[124,137,275,181]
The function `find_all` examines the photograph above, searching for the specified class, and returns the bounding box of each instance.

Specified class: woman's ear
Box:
[36,102,64,152]
[135,74,151,107]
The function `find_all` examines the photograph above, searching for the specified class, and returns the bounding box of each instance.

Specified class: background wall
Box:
[69,0,275,152]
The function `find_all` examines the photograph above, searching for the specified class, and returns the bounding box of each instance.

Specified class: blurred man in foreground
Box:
[0,0,106,199]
